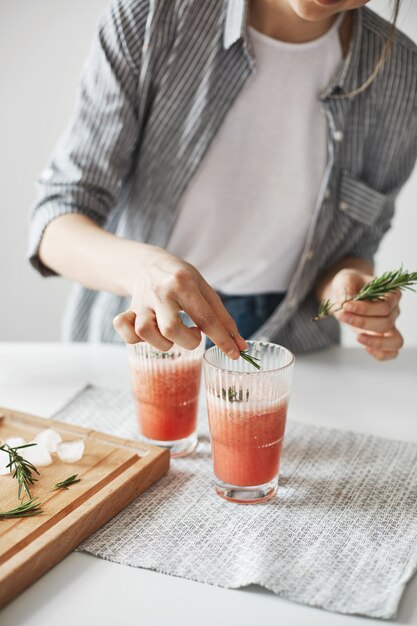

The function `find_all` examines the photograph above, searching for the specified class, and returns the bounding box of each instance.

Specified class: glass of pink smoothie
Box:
[128,337,205,457]
[204,341,295,504]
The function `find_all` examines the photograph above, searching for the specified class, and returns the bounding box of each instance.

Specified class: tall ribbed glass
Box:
[128,337,205,457]
[204,341,295,503]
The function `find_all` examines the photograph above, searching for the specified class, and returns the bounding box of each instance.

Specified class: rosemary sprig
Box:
[0,442,39,500]
[351,268,417,301]
[314,298,334,320]
[240,351,261,370]
[0,498,43,519]
[221,386,250,403]
[148,351,177,359]
[314,267,417,321]
[53,474,81,490]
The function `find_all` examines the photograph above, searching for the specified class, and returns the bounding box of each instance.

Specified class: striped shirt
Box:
[28,0,417,354]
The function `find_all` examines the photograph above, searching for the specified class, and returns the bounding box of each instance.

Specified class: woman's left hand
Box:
[325,268,404,361]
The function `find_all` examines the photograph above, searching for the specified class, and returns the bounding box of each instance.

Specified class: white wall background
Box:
[0,0,416,344]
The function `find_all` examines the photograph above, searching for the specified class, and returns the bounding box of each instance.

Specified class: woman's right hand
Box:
[113,245,247,358]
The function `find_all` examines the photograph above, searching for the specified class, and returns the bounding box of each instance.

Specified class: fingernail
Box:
[228,349,240,360]
[357,335,368,345]
[342,312,353,323]
[344,303,354,312]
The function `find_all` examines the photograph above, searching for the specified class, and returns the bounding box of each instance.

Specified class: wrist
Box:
[118,241,159,296]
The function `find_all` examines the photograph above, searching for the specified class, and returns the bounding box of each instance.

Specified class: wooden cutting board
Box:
[0,406,170,608]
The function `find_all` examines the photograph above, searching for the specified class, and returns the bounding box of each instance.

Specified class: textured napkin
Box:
[54,385,417,619]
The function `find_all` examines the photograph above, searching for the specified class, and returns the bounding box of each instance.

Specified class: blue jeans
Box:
[206,291,286,347]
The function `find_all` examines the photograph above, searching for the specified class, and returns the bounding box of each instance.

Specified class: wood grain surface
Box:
[0,406,170,607]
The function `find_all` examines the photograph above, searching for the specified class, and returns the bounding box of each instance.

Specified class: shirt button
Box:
[333,130,344,142]
[339,201,349,211]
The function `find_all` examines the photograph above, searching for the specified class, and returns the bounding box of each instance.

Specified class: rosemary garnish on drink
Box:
[53,474,81,490]
[240,351,261,370]
[0,498,43,520]
[0,442,39,499]
[314,267,417,321]
[148,351,177,359]
[221,386,250,403]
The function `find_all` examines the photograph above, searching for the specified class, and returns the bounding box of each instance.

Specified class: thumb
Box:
[330,269,373,317]
[333,269,373,303]
[333,273,359,307]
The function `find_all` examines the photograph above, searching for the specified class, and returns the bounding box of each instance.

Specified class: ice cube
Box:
[34,428,62,453]
[5,437,26,448]
[23,442,53,467]
[56,439,85,463]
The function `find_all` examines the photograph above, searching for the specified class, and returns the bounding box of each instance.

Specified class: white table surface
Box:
[0,343,416,626]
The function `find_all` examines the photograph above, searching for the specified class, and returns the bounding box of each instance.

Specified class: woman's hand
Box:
[324,268,403,361]
[113,245,248,357]
[39,215,246,357]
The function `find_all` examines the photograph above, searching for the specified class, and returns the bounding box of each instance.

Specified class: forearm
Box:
[39,214,153,296]
[314,257,374,302]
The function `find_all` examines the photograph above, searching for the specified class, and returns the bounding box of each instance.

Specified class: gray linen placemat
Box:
[54,385,417,619]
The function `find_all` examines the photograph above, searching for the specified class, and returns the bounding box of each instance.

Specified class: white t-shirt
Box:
[167,14,344,294]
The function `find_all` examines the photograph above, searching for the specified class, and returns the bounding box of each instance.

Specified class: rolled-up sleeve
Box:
[28,0,146,276]
[347,111,417,266]
[346,198,395,266]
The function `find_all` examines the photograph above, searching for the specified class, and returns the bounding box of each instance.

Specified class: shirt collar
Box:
[223,0,364,98]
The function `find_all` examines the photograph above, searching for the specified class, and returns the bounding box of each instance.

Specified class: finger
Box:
[357,328,404,352]
[339,305,400,333]
[364,346,399,361]
[343,292,401,317]
[155,300,202,350]
[134,308,174,352]
[201,286,248,351]
[113,310,143,344]
[182,293,241,359]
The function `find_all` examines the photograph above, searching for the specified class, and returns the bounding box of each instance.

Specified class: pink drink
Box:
[128,338,205,457]
[130,359,202,441]
[204,341,294,503]
[207,398,287,487]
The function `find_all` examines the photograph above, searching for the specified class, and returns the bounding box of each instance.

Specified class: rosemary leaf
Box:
[0,498,43,519]
[352,268,417,302]
[313,298,334,321]
[221,386,250,403]
[240,351,261,370]
[53,474,81,490]
[0,442,39,500]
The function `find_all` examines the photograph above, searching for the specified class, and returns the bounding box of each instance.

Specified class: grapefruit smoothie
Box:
[207,397,288,488]
[128,338,205,457]
[204,341,294,503]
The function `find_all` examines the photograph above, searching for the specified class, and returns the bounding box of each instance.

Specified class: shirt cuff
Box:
[27,202,106,277]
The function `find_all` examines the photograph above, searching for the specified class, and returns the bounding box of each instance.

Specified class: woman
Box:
[29,0,417,360]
